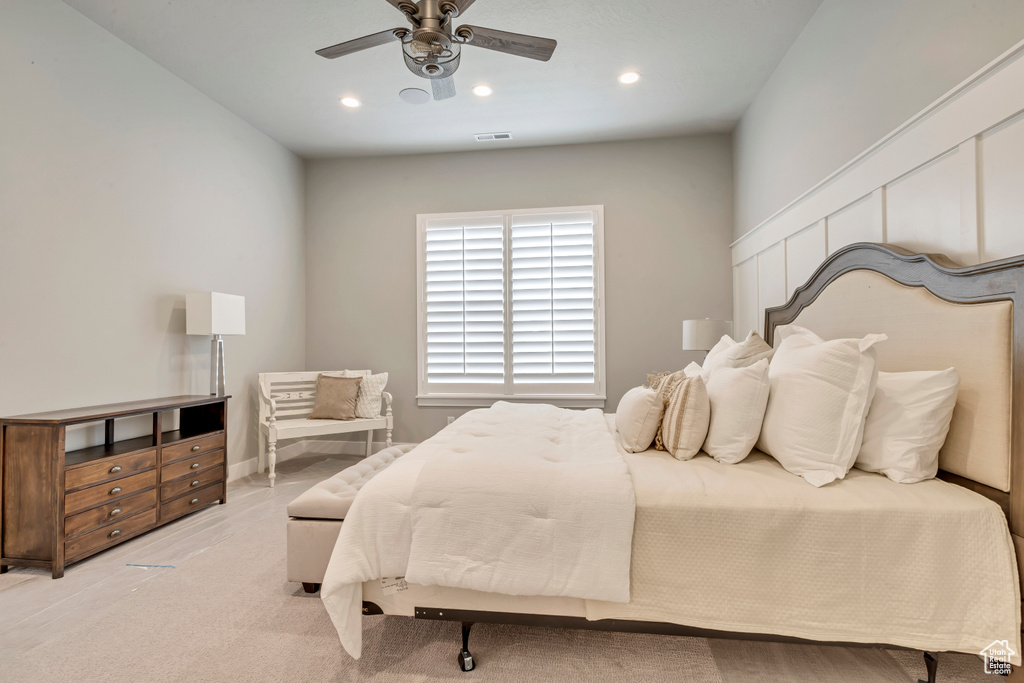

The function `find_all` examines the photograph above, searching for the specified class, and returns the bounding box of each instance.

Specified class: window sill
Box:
[417,395,607,409]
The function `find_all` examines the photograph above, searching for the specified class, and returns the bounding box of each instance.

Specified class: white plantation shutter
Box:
[511,212,597,389]
[424,216,505,386]
[418,206,604,404]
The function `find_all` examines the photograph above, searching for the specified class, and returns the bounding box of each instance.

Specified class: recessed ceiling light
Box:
[340,97,361,108]
[618,71,641,85]
[399,88,430,104]
[472,85,493,97]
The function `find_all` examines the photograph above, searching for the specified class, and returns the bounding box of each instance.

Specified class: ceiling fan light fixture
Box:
[618,71,641,85]
[316,0,557,103]
[399,88,431,104]
[472,85,493,97]
[340,96,361,108]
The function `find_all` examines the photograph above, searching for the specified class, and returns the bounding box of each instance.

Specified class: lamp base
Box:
[211,335,226,396]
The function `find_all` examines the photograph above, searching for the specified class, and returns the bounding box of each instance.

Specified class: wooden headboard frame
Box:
[764,242,1024,540]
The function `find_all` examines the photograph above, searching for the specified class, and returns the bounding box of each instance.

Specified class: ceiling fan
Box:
[315,0,557,101]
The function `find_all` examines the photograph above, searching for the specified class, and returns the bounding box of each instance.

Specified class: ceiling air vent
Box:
[475,132,513,142]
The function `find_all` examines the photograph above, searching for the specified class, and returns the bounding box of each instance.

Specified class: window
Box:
[417,206,605,407]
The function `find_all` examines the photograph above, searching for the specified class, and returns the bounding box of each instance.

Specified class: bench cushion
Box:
[287,444,415,520]
[269,416,386,438]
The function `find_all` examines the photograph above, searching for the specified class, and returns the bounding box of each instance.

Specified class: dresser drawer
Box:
[64,469,157,516]
[161,482,222,523]
[65,449,156,492]
[162,432,225,464]
[162,448,224,481]
[65,507,157,563]
[161,465,224,503]
[65,488,157,538]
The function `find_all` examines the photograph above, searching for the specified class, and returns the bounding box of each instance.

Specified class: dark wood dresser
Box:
[0,395,229,578]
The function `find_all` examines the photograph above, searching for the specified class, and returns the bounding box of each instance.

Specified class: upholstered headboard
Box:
[764,243,1024,540]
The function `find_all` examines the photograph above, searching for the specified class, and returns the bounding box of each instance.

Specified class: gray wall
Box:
[305,135,733,443]
[734,0,1024,238]
[0,0,306,472]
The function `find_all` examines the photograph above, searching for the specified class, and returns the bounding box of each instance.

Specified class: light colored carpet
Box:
[0,456,1000,682]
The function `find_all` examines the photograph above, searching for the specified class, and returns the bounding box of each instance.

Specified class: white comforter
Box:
[321,402,636,658]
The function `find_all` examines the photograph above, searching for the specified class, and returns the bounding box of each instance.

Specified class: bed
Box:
[321,243,1024,680]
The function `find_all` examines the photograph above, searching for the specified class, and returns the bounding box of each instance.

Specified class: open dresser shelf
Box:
[1,394,230,578]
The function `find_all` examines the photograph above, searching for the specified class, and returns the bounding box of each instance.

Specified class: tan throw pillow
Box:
[322,370,388,418]
[308,375,362,420]
[658,374,711,460]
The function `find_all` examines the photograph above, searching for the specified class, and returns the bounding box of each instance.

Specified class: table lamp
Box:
[186,292,246,395]
[682,319,732,359]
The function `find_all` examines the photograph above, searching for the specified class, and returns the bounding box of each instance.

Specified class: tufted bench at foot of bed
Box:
[287,444,414,592]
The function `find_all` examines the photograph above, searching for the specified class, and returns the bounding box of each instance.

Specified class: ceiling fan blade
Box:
[315,28,406,59]
[431,76,456,100]
[457,25,556,61]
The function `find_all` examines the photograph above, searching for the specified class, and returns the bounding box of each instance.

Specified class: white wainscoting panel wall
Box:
[785,221,827,301]
[734,257,758,342]
[757,242,788,317]
[980,112,1024,263]
[826,192,883,256]
[732,39,1024,339]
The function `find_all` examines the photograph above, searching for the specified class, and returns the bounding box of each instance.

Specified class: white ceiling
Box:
[62,0,823,158]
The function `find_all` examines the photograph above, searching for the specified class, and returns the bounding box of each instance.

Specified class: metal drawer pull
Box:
[109,508,122,517]
[190,462,200,469]
[109,465,122,474]
[108,529,121,538]
[190,480,200,487]
[109,486,122,496]
[191,445,201,452]
[190,498,200,505]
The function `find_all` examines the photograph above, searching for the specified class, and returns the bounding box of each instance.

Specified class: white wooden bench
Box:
[257,371,393,487]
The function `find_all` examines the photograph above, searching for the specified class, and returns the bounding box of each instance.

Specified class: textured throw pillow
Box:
[756,325,886,486]
[647,369,684,393]
[308,375,362,420]
[658,375,711,461]
[703,331,775,376]
[353,372,388,418]
[615,387,664,453]
[649,367,697,450]
[855,369,960,483]
[703,359,771,464]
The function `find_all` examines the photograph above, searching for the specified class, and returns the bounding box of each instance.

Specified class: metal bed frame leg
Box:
[457,621,475,672]
[917,651,937,683]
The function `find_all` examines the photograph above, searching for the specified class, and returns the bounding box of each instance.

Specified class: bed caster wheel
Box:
[458,649,475,672]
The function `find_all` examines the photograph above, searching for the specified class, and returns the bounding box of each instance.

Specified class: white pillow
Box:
[756,326,886,486]
[703,331,775,376]
[659,375,710,461]
[615,387,664,453]
[703,359,771,464]
[855,369,960,483]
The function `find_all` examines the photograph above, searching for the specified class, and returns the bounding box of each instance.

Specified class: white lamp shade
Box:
[682,319,732,351]
[186,292,246,336]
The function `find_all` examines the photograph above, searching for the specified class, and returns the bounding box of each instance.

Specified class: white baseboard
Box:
[227,440,415,482]
[227,457,259,482]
